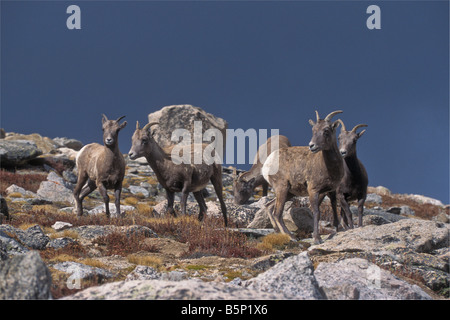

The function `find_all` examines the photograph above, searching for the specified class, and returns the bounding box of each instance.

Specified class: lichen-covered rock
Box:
[314,258,431,300]
[147,105,228,152]
[0,140,42,167]
[0,251,52,299]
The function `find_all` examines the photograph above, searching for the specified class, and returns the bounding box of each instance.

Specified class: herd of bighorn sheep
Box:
[73,110,368,244]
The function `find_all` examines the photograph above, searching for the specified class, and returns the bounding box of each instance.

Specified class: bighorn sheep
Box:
[73,114,127,217]
[128,121,228,226]
[233,135,292,205]
[262,110,344,244]
[336,120,368,228]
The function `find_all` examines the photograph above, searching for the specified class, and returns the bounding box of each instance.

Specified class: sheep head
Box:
[308,110,342,153]
[233,172,256,205]
[337,120,367,158]
[101,114,127,147]
[128,121,159,160]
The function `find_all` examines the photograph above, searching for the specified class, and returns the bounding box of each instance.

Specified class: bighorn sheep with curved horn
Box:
[73,114,127,217]
[336,120,368,228]
[262,110,344,244]
[128,121,228,226]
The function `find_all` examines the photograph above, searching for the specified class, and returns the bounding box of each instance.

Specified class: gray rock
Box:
[129,185,149,197]
[53,137,83,151]
[53,261,114,281]
[147,105,228,154]
[309,218,449,254]
[387,206,415,216]
[126,266,160,281]
[0,228,29,255]
[47,237,75,249]
[87,204,135,216]
[247,200,313,233]
[314,258,431,300]
[0,140,42,167]
[365,193,382,204]
[0,251,52,299]
[52,221,73,232]
[62,279,288,300]
[244,251,324,299]
[5,184,37,198]
[20,225,50,250]
[250,252,295,271]
[37,171,74,204]
[0,224,49,251]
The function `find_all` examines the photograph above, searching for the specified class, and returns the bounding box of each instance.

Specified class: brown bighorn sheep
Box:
[128,121,228,226]
[233,135,292,205]
[262,110,344,244]
[73,114,127,217]
[336,120,368,228]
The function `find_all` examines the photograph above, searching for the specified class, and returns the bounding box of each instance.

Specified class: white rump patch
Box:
[261,149,280,183]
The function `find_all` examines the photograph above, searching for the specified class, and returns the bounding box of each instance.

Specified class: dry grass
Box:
[256,233,291,252]
[127,254,163,269]
[0,170,47,195]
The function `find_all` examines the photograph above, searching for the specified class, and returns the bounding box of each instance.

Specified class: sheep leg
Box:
[338,195,354,229]
[114,182,123,218]
[79,179,96,200]
[193,191,207,222]
[97,182,110,218]
[357,197,365,227]
[273,187,295,241]
[262,181,269,197]
[327,191,339,231]
[309,191,322,244]
[73,172,89,216]
[210,169,228,227]
[166,190,177,217]
[265,199,280,232]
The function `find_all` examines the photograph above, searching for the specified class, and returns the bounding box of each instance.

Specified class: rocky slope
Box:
[0,105,449,300]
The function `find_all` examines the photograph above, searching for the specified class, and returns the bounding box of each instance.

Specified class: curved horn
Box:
[142,122,159,132]
[324,110,343,122]
[315,110,320,122]
[351,124,368,133]
[337,119,347,132]
[102,114,108,122]
[136,121,140,130]
[116,115,126,122]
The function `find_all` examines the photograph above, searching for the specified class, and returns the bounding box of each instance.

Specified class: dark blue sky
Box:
[1,1,449,203]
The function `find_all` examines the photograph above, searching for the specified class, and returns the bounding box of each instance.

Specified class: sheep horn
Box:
[337,119,347,132]
[102,114,108,123]
[315,110,320,122]
[142,122,159,132]
[116,115,126,122]
[136,121,140,130]
[351,124,368,133]
[324,110,343,122]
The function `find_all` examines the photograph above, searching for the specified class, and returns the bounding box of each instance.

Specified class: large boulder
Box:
[36,171,74,204]
[147,105,228,152]
[244,252,323,299]
[5,133,58,154]
[62,279,288,300]
[314,258,431,300]
[247,199,314,234]
[0,251,52,299]
[0,140,42,167]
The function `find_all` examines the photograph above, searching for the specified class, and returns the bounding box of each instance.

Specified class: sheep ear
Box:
[119,121,127,130]
[357,129,366,138]
[332,119,341,131]
[308,119,315,126]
